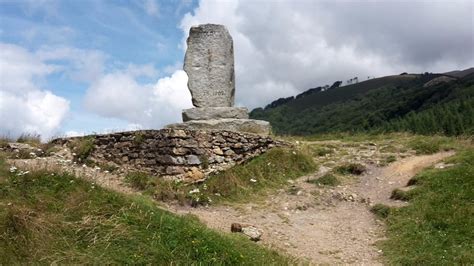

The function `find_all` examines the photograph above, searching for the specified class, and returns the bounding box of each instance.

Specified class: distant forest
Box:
[250,71,474,136]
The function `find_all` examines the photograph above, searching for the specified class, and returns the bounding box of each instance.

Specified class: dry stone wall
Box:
[53,129,284,182]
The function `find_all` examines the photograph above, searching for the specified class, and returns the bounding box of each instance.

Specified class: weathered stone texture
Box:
[184,24,235,107]
[182,107,249,121]
[167,119,271,135]
[53,129,284,182]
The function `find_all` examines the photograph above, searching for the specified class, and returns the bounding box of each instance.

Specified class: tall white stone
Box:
[184,24,235,107]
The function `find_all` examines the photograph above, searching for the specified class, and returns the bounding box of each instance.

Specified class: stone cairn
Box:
[167,24,271,135]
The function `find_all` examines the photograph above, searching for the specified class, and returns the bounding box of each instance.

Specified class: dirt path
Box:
[8,144,454,265]
[166,151,454,264]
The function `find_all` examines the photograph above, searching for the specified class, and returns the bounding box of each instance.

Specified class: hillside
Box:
[250,68,474,136]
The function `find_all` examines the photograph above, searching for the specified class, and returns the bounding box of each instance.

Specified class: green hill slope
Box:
[250,69,474,136]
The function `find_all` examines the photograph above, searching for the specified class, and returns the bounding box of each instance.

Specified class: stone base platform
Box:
[166,118,271,135]
[183,107,248,121]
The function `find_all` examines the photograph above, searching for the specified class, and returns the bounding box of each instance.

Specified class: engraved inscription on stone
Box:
[184,24,235,107]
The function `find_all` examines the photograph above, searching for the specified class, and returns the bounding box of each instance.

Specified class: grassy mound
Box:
[0,157,290,264]
[380,149,474,264]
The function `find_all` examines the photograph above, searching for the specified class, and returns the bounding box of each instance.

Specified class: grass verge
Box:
[192,147,317,204]
[0,156,291,264]
[379,148,474,264]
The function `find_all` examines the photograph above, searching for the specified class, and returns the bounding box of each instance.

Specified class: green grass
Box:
[370,204,391,219]
[16,133,41,146]
[390,188,415,201]
[382,154,397,165]
[334,163,366,175]
[307,173,340,186]
[309,145,334,157]
[69,137,95,162]
[408,135,457,154]
[379,148,474,265]
[0,156,291,264]
[192,148,317,204]
[124,171,149,190]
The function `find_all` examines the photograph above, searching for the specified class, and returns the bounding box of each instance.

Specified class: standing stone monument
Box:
[167,24,271,135]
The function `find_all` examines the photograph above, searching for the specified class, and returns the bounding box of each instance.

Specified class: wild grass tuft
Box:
[334,163,366,175]
[370,203,391,219]
[124,172,150,190]
[307,173,340,186]
[390,188,416,201]
[69,137,95,162]
[16,133,41,145]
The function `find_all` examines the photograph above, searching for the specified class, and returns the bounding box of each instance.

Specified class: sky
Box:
[1,0,473,140]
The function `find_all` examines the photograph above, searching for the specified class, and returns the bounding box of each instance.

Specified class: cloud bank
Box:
[84,69,191,128]
[0,43,70,140]
[179,0,474,108]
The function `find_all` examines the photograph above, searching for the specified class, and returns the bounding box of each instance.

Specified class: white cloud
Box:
[84,69,191,129]
[36,46,106,83]
[180,0,474,109]
[0,43,70,140]
[150,70,192,125]
[65,130,85,137]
